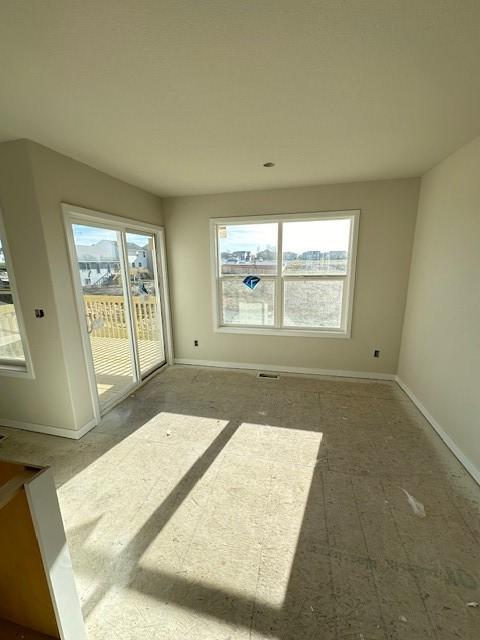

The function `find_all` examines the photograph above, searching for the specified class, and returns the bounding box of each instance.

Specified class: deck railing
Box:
[0,296,160,354]
[0,304,24,358]
[83,295,159,340]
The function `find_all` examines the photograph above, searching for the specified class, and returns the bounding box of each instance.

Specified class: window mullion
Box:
[217,278,223,325]
[275,223,283,328]
[282,275,347,281]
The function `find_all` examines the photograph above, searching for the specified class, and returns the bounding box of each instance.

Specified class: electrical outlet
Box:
[373,349,380,358]
[194,339,199,347]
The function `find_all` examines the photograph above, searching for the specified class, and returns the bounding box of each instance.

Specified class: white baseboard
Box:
[174,358,395,381]
[0,416,98,440]
[396,376,480,486]
[0,365,170,442]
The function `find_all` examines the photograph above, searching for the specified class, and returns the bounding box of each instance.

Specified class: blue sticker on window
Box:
[243,275,261,290]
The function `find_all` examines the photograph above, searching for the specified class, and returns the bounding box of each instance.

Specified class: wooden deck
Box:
[90,336,164,408]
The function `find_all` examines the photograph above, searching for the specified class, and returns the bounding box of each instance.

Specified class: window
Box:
[0,218,29,372]
[211,211,359,337]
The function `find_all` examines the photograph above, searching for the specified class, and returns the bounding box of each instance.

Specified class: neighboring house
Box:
[232,250,251,262]
[75,239,153,287]
[256,249,275,261]
[0,267,9,290]
[127,242,153,272]
[299,250,323,260]
[129,249,149,269]
[77,261,120,287]
[0,246,10,290]
[75,239,121,287]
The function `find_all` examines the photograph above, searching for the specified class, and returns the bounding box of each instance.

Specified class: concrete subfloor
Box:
[1,365,479,639]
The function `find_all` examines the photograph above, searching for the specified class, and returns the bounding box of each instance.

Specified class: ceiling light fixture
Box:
[263,162,275,167]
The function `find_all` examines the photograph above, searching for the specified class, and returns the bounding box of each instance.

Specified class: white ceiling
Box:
[0,1,479,196]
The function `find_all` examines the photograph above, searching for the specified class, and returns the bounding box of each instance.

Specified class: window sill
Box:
[0,362,34,378]
[215,325,350,339]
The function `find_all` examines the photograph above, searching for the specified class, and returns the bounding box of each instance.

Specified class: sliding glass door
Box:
[70,221,166,412]
[125,231,165,376]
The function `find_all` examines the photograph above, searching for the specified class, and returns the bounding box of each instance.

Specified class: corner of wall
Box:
[396,135,480,485]
[0,139,78,431]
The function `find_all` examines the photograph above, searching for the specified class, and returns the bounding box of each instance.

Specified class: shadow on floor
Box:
[2,366,479,639]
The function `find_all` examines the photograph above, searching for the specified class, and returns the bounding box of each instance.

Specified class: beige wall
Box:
[0,141,75,429]
[163,178,419,375]
[0,140,163,433]
[398,136,480,478]
[1,133,476,482]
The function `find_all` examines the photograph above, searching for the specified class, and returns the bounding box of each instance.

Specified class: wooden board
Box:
[0,618,56,640]
[0,461,36,485]
[0,467,59,637]
[26,468,87,640]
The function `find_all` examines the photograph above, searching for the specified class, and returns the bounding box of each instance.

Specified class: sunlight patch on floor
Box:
[2,366,478,639]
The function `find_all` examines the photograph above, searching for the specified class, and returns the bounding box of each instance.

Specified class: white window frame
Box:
[210,210,360,338]
[0,207,34,376]
[62,203,174,421]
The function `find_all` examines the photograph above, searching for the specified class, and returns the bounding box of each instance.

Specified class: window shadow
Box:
[125,456,336,639]
[81,417,242,619]
[2,366,478,639]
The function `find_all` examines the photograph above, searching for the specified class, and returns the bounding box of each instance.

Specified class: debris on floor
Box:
[4,366,480,640]
[401,487,426,517]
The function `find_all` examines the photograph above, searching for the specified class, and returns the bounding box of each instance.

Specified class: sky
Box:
[219,223,277,253]
[219,220,351,254]
[283,220,351,253]
[72,224,150,247]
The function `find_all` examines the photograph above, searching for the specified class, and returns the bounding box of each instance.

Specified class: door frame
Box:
[62,203,173,423]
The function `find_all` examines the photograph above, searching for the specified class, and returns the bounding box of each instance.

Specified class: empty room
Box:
[0,1,479,639]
